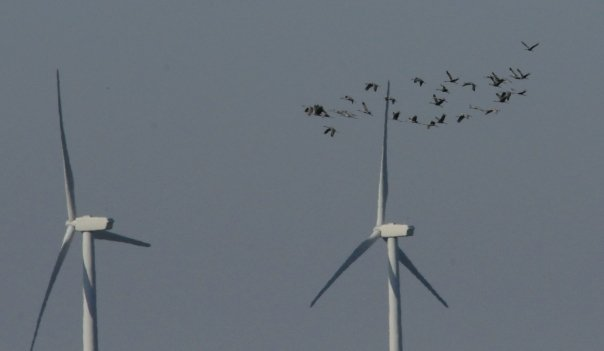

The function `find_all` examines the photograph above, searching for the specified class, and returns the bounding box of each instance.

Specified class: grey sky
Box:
[1,1,603,350]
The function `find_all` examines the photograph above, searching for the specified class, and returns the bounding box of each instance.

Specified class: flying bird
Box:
[307,104,330,117]
[516,68,530,79]
[509,67,521,79]
[445,71,459,84]
[304,106,314,116]
[483,108,500,115]
[392,111,401,121]
[456,114,471,123]
[430,94,446,107]
[341,95,355,104]
[436,84,449,94]
[435,114,447,124]
[315,105,329,116]
[462,82,476,91]
[426,120,437,129]
[521,41,539,51]
[470,105,499,115]
[509,67,530,80]
[407,115,428,127]
[386,96,397,104]
[360,101,372,115]
[412,77,425,86]
[365,82,379,92]
[495,91,512,103]
[486,72,507,87]
[323,126,336,137]
[304,105,330,117]
[335,110,357,118]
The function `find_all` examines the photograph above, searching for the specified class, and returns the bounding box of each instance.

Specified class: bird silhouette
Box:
[456,114,471,123]
[516,68,530,79]
[313,104,330,117]
[489,78,506,87]
[521,41,539,51]
[470,105,500,115]
[341,95,355,104]
[365,82,379,92]
[445,71,459,84]
[334,110,357,118]
[487,72,507,87]
[437,84,449,94]
[512,89,527,96]
[509,67,530,80]
[360,101,372,115]
[495,91,512,103]
[304,106,314,116]
[406,115,428,127]
[435,114,447,124]
[462,82,476,91]
[509,67,521,79]
[412,77,425,86]
[323,126,336,137]
[430,94,447,107]
[392,111,401,121]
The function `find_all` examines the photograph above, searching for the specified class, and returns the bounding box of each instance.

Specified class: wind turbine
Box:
[30,70,151,351]
[310,81,448,351]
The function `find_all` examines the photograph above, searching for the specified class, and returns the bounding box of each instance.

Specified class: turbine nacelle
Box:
[376,223,414,238]
[67,215,114,232]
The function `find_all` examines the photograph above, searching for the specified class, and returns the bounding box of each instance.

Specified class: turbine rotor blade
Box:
[93,230,151,247]
[310,230,381,307]
[56,70,76,221]
[30,225,76,351]
[376,81,390,226]
[397,247,448,308]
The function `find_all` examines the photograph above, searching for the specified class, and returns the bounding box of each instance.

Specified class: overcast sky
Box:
[1,1,603,350]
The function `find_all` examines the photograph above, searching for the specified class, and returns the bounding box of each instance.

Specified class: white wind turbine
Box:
[310,81,448,351]
[30,70,151,351]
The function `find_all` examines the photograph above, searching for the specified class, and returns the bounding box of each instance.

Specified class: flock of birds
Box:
[303,41,539,137]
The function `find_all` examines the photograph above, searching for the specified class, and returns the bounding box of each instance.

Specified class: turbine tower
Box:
[310,81,448,351]
[30,70,151,351]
